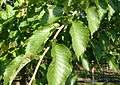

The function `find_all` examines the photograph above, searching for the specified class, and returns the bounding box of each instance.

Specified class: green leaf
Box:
[108,4,115,20]
[0,24,2,32]
[0,5,15,20]
[92,32,110,61]
[3,55,31,85]
[25,23,59,55]
[28,0,46,5]
[70,21,90,60]
[47,5,63,24]
[79,0,89,9]
[65,74,77,85]
[97,0,108,9]
[86,7,100,36]
[3,23,59,85]
[97,6,107,21]
[109,0,120,12]
[109,58,118,72]
[95,0,108,20]
[47,44,72,85]
[81,54,89,71]
[38,5,63,25]
[19,21,28,28]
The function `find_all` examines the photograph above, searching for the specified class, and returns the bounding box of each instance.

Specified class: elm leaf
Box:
[25,23,59,55]
[47,44,72,85]
[70,21,90,60]
[86,7,100,36]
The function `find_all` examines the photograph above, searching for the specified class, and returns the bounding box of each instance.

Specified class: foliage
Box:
[0,0,120,85]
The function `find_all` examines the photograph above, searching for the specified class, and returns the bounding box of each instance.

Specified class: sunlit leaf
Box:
[97,6,107,21]
[81,54,89,71]
[65,74,77,85]
[25,23,59,55]
[3,55,31,85]
[47,44,72,85]
[108,4,115,20]
[109,58,119,72]
[3,23,59,85]
[70,21,90,60]
[86,6,100,36]
[0,5,15,20]
[95,0,108,20]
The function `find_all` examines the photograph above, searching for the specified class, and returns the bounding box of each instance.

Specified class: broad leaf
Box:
[3,23,59,85]
[25,23,59,55]
[3,55,31,85]
[86,7,100,36]
[47,44,72,85]
[70,21,90,60]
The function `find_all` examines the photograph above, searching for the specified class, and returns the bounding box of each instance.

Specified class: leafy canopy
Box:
[0,0,120,84]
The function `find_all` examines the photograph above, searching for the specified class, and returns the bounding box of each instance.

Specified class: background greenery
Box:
[0,0,120,85]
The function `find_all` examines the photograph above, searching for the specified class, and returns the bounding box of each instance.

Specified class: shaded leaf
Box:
[70,21,90,60]
[109,0,120,12]
[65,73,77,85]
[79,0,89,9]
[97,0,108,9]
[47,5,63,24]
[47,44,72,85]
[109,58,119,72]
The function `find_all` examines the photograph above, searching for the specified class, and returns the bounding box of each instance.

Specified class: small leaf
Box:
[86,7,100,36]
[109,58,118,72]
[47,5,63,24]
[25,23,59,55]
[65,74,77,85]
[97,0,108,9]
[70,21,90,60]
[0,5,15,20]
[95,0,108,21]
[19,21,28,28]
[47,44,72,85]
[97,6,107,21]
[109,0,120,12]
[3,55,31,85]
[81,54,89,71]
[108,4,115,20]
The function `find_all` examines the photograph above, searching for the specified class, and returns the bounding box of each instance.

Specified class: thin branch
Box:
[28,47,50,85]
[53,25,64,40]
[28,25,64,85]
